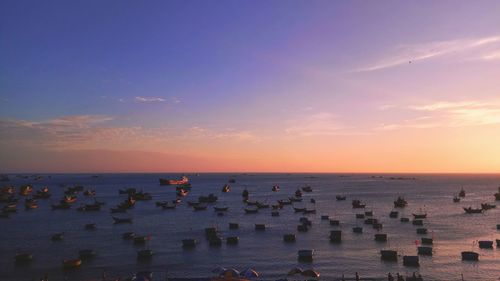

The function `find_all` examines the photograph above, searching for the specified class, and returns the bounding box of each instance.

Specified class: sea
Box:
[0,173,499,281]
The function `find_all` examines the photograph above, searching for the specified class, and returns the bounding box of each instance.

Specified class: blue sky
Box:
[1,1,500,172]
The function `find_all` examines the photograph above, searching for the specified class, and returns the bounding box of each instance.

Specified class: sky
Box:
[1,0,500,173]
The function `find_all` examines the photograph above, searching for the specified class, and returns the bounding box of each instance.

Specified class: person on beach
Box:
[388,272,394,281]
[355,272,360,281]
[396,273,405,281]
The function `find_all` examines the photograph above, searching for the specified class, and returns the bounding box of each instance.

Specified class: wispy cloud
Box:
[0,115,261,151]
[480,50,500,61]
[357,35,500,72]
[285,112,364,136]
[377,100,500,130]
[134,96,166,103]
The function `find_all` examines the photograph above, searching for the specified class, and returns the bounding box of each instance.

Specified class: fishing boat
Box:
[83,189,96,196]
[133,235,151,245]
[33,187,51,199]
[336,195,346,201]
[297,249,314,261]
[51,202,71,210]
[412,213,427,219]
[461,251,479,261]
[453,195,460,203]
[459,188,466,197]
[256,202,269,209]
[463,207,483,214]
[159,175,189,186]
[244,207,258,214]
[15,253,34,264]
[177,188,189,197]
[283,233,296,242]
[302,186,313,192]
[62,259,82,269]
[478,240,493,249]
[481,203,496,210]
[222,184,231,193]
[19,185,33,196]
[295,189,303,197]
[393,196,408,208]
[79,249,96,259]
[63,195,77,204]
[293,206,306,212]
[242,189,249,198]
[214,206,229,212]
[122,232,135,240]
[352,200,366,208]
[112,216,132,224]
[380,250,397,261]
[132,191,152,200]
[25,199,38,210]
[137,249,154,260]
[162,203,176,210]
[193,204,208,211]
[303,208,316,214]
[403,256,420,267]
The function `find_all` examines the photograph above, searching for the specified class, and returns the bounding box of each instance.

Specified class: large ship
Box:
[159,175,189,186]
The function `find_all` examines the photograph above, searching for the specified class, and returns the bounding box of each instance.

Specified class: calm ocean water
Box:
[0,173,499,281]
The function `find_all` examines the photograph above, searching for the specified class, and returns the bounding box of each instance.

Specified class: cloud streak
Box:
[377,100,500,130]
[135,96,166,103]
[357,35,500,72]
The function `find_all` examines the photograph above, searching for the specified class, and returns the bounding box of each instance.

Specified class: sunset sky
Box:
[1,1,500,173]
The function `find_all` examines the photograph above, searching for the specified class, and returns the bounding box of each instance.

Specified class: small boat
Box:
[403,255,419,267]
[293,206,306,212]
[393,196,407,208]
[329,230,342,242]
[83,189,96,196]
[459,188,466,197]
[283,233,296,242]
[162,203,176,210]
[453,195,460,203]
[421,237,433,245]
[303,208,316,214]
[137,250,154,260]
[352,200,366,208]
[25,199,38,210]
[19,185,33,196]
[63,195,77,204]
[112,216,132,224]
[374,233,387,242]
[255,224,266,230]
[118,188,136,195]
[221,184,230,193]
[412,213,427,219]
[122,232,136,239]
[242,189,249,198]
[229,222,239,229]
[389,211,398,218]
[380,250,397,261]
[302,186,313,192]
[352,226,363,233]
[336,195,346,201]
[51,233,64,241]
[182,239,197,248]
[15,253,33,264]
[463,207,483,214]
[176,188,189,197]
[244,207,258,214]
[416,228,428,234]
[193,204,207,211]
[214,206,229,212]
[461,251,479,261]
[198,193,218,203]
[481,203,496,210]
[478,240,493,249]
[272,185,280,192]
[79,249,96,259]
[159,175,189,185]
[132,191,152,201]
[295,189,303,197]
[85,223,96,230]
[278,199,292,205]
[256,202,269,209]
[134,235,151,245]
[62,259,82,269]
[297,249,314,261]
[51,202,71,210]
